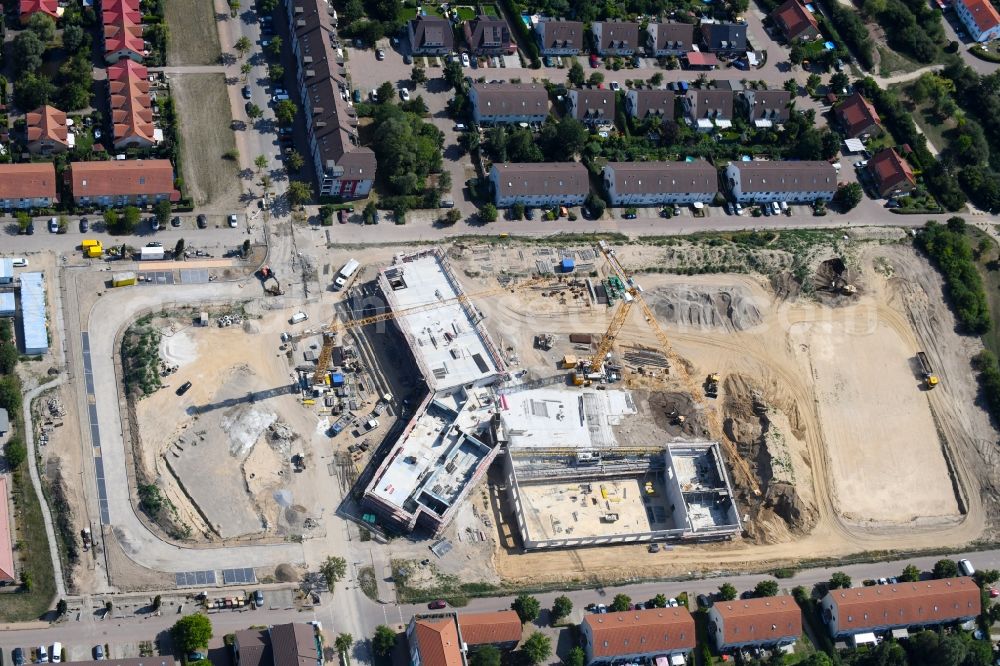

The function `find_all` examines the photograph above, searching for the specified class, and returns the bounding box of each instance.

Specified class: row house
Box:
[581,608,695,666]
[568,88,616,126]
[535,19,584,55]
[286,0,376,198]
[408,15,454,55]
[234,623,322,666]
[740,89,792,127]
[407,612,522,666]
[464,15,514,56]
[108,59,156,149]
[490,162,589,208]
[700,20,748,54]
[624,88,675,120]
[103,0,145,63]
[70,159,179,207]
[603,160,718,206]
[469,83,549,125]
[591,20,640,56]
[683,89,734,131]
[26,105,71,154]
[709,596,802,652]
[725,160,837,203]
[646,21,696,56]
[0,163,57,210]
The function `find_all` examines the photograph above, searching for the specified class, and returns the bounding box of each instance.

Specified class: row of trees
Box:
[915,219,991,334]
[820,0,875,70]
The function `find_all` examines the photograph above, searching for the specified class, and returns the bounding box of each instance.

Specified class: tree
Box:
[829,72,849,93]
[228,0,240,16]
[552,595,573,622]
[364,201,378,225]
[568,60,585,86]
[565,647,586,666]
[268,36,283,58]
[480,204,498,223]
[5,439,26,470]
[153,595,162,611]
[805,73,822,94]
[27,13,56,44]
[235,36,252,58]
[512,594,540,623]
[607,594,631,612]
[171,614,213,653]
[0,343,18,375]
[287,181,313,207]
[56,599,68,616]
[287,150,304,172]
[240,62,252,80]
[274,99,297,126]
[254,154,269,172]
[539,119,587,161]
[343,0,364,23]
[933,559,959,579]
[754,580,779,597]
[411,65,427,86]
[373,625,396,657]
[783,78,798,95]
[269,64,285,82]
[584,192,606,218]
[521,632,551,665]
[442,209,461,225]
[511,202,525,220]
[21,570,32,592]
[458,131,480,155]
[651,594,667,608]
[829,572,852,589]
[833,182,863,211]
[155,200,172,229]
[122,206,140,234]
[376,81,397,106]
[14,72,55,110]
[0,377,21,416]
[650,72,664,86]
[174,238,186,259]
[11,32,45,76]
[588,72,604,86]
[444,60,465,91]
[246,103,263,120]
[320,556,347,590]
[62,24,87,52]
[718,583,738,601]
[471,645,501,666]
[900,564,922,582]
[334,633,353,655]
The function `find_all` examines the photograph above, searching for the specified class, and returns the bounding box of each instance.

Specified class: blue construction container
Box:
[331,372,345,387]
[561,258,575,273]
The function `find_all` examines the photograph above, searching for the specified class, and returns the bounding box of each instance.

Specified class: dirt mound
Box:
[645,390,709,438]
[647,285,762,331]
[275,563,299,582]
[813,257,862,301]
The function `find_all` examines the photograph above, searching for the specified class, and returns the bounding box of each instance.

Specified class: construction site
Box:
[92,227,999,591]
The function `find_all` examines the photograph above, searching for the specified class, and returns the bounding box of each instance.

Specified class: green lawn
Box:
[481,4,500,16]
[398,6,418,20]
[455,5,477,20]
[877,45,925,77]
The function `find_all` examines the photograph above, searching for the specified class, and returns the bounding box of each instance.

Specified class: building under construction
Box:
[497,387,742,550]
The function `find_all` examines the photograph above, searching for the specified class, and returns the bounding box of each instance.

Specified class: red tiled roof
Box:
[103,0,144,59]
[961,0,1000,32]
[107,59,155,146]
[827,578,981,633]
[685,51,720,66]
[771,0,819,40]
[0,477,14,582]
[457,611,522,646]
[713,596,802,646]
[868,147,916,193]
[19,0,58,21]
[26,105,69,148]
[584,608,695,658]
[0,163,57,201]
[413,618,464,666]
[835,92,881,138]
[70,159,178,199]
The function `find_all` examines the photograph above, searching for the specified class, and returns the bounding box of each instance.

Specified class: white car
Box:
[609,81,621,91]
[461,52,470,67]
[228,214,238,228]
[400,88,411,101]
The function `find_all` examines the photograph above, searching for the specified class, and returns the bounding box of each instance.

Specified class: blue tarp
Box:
[561,258,575,272]
[331,373,345,386]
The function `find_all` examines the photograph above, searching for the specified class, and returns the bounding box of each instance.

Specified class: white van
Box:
[958,558,975,577]
[10,257,27,267]
[334,258,360,289]
[51,643,62,663]
[289,312,308,324]
[37,646,49,664]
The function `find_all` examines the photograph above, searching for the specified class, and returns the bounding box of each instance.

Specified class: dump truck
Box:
[85,245,103,258]
[917,352,939,389]
[112,271,137,287]
[705,372,720,398]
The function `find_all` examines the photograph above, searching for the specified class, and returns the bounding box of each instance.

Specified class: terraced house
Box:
[683,89,734,131]
[102,0,144,63]
[408,15,454,55]
[0,163,57,210]
[624,88,676,120]
[464,15,514,55]
[568,87,616,126]
[740,89,791,127]
[26,105,70,154]
[108,59,156,149]
[591,20,640,56]
[709,596,802,651]
[287,0,376,198]
[535,19,584,55]
[724,160,837,203]
[470,83,549,125]
[646,21,696,56]
[70,159,179,207]
[490,162,589,207]
[603,161,719,206]
[581,608,695,666]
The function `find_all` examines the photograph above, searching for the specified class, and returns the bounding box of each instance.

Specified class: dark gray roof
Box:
[627,89,676,117]
[700,21,748,51]
[605,161,718,195]
[685,89,734,118]
[493,162,589,197]
[744,89,791,121]
[537,19,584,50]
[571,88,616,121]
[731,161,837,193]
[594,20,640,49]
[291,0,334,41]
[466,15,511,49]
[410,15,454,50]
[235,629,271,666]
[649,22,695,50]
[472,82,548,116]
[271,623,320,666]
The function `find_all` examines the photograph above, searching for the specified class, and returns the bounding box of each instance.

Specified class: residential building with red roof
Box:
[0,477,15,583]
[771,0,820,42]
[457,611,522,651]
[956,0,1000,41]
[0,163,58,210]
[834,92,882,139]
[708,595,802,651]
[26,105,70,154]
[581,608,695,666]
[407,616,467,666]
[69,159,179,207]
[19,0,60,24]
[103,0,145,62]
[868,148,916,198]
[107,59,156,149]
[821,577,981,638]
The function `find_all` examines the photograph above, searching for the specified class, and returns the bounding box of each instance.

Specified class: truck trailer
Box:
[112,272,137,287]
[916,351,938,389]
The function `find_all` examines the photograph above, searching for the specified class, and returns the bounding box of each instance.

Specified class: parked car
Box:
[253,590,264,607]
[48,217,59,233]
[187,654,205,663]
[376,48,385,60]
[242,85,252,99]
[171,216,181,227]
[668,598,679,607]
[453,123,467,131]
[596,604,607,613]
[609,81,621,91]
[403,53,412,64]
[13,648,24,666]
[36,646,48,664]
[400,88,411,101]
[92,646,104,661]
[461,52,470,67]
[197,214,207,229]
[428,599,447,609]
[25,222,34,235]
[589,54,600,68]
[176,381,193,396]
[734,202,743,215]
[228,214,239,228]
[79,217,89,232]
[364,418,379,431]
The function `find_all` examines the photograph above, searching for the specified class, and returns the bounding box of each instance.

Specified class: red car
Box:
[428,600,447,609]
[589,54,600,68]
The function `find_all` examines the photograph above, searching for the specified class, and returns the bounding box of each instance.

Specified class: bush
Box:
[915,220,990,334]
[973,350,1000,425]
